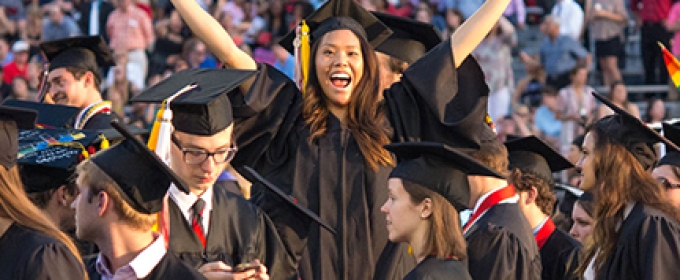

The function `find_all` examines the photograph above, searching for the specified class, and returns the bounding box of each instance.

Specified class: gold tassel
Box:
[147,103,166,151]
[99,136,110,149]
[300,20,310,96]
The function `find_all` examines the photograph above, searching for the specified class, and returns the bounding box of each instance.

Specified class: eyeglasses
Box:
[656,178,680,190]
[171,134,238,165]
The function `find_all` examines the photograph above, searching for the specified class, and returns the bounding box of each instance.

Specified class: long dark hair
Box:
[576,127,680,276]
[302,30,393,171]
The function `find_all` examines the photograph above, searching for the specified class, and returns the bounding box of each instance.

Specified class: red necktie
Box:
[191,198,207,248]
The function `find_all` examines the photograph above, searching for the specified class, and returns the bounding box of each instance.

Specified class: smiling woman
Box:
[169,0,511,278]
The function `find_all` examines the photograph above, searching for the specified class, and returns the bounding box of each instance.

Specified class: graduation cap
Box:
[592,92,679,170]
[278,0,392,54]
[505,136,574,185]
[371,12,442,64]
[97,125,149,142]
[39,36,115,82]
[17,128,101,193]
[657,123,680,168]
[0,106,37,169]
[241,166,337,235]
[555,183,583,216]
[1,100,80,128]
[89,121,190,214]
[385,142,504,211]
[131,68,257,136]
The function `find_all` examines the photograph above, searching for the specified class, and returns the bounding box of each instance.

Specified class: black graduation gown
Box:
[0,222,86,279]
[403,256,472,280]
[230,39,487,280]
[595,203,680,280]
[540,228,581,280]
[465,203,542,280]
[167,184,298,280]
[85,252,207,280]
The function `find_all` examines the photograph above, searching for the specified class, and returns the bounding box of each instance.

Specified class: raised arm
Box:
[170,0,257,93]
[450,0,511,68]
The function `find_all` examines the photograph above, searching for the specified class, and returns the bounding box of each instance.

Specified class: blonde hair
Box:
[76,160,157,230]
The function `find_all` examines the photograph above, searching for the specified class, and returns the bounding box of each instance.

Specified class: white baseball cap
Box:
[12,41,29,53]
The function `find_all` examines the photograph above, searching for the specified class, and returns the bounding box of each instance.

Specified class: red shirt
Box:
[2,61,27,84]
[630,0,672,23]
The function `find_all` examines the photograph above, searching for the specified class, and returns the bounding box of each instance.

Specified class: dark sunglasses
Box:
[657,178,680,190]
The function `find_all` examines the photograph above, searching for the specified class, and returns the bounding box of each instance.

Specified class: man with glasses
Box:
[132,69,303,280]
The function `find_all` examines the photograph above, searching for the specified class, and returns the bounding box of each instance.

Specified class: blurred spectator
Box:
[240,0,267,46]
[75,0,115,43]
[643,98,667,124]
[182,37,217,69]
[0,0,26,39]
[588,0,627,87]
[474,17,516,122]
[414,1,433,24]
[289,1,314,30]
[511,104,539,137]
[252,32,275,65]
[107,0,154,89]
[513,64,546,109]
[149,9,190,77]
[551,0,584,40]
[534,86,562,149]
[446,0,484,19]
[556,64,596,156]
[520,16,591,90]
[503,0,526,28]
[106,48,144,91]
[0,65,9,99]
[25,59,40,92]
[264,0,288,39]
[385,0,413,17]
[442,8,464,38]
[596,81,640,120]
[497,115,517,142]
[631,0,672,85]
[2,40,28,85]
[667,1,680,57]
[103,65,138,117]
[9,75,34,101]
[0,37,12,66]
[42,4,81,41]
[217,0,253,26]
[21,5,42,58]
[271,38,294,79]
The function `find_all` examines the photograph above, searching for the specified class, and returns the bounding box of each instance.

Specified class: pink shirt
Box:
[106,4,154,51]
[95,233,167,280]
[669,3,680,55]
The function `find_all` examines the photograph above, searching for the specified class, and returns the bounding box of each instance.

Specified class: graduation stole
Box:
[74,101,112,129]
[463,185,517,234]
[534,217,556,249]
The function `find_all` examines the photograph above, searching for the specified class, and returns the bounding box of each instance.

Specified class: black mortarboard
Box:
[592,92,679,170]
[90,122,190,214]
[40,36,115,75]
[97,125,149,142]
[241,166,337,235]
[0,106,37,169]
[505,136,574,185]
[385,142,504,211]
[657,123,680,168]
[2,100,80,128]
[17,128,101,193]
[131,68,256,136]
[372,12,442,64]
[278,0,392,54]
[555,183,583,216]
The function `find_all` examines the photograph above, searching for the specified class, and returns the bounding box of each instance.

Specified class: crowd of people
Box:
[3,0,680,279]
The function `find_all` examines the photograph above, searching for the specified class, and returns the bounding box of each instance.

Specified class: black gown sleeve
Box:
[246,206,302,280]
[229,63,303,175]
[635,215,680,280]
[81,112,118,130]
[383,39,491,148]
[467,228,538,280]
[23,242,87,280]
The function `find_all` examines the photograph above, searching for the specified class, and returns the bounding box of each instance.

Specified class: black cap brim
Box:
[385,142,503,178]
[2,100,80,129]
[0,105,38,169]
[593,91,679,151]
[241,166,337,235]
[505,136,574,172]
[40,36,115,69]
[278,0,392,54]
[372,12,442,64]
[0,105,38,130]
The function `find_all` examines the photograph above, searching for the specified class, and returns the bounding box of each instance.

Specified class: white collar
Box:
[96,233,166,279]
[168,184,214,215]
